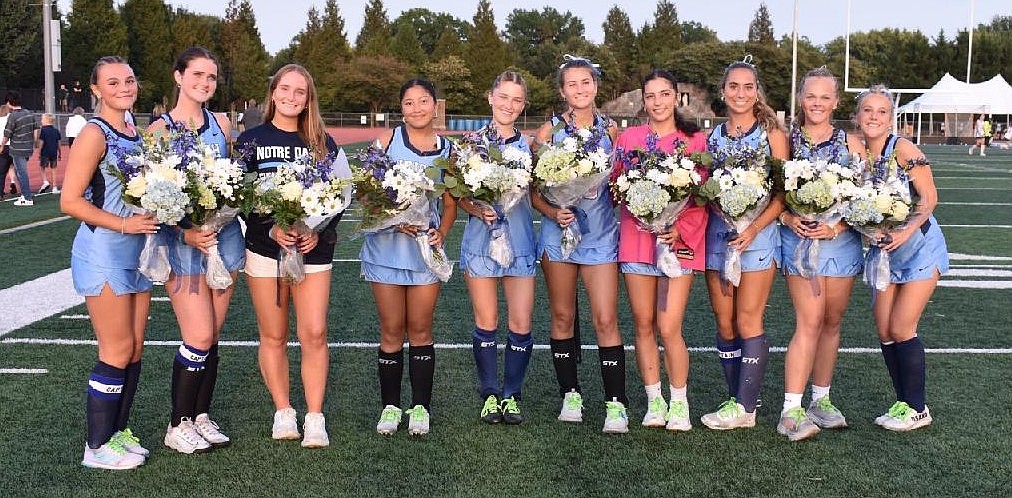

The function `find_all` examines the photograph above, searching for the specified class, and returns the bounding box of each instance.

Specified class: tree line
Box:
[2,0,1010,120]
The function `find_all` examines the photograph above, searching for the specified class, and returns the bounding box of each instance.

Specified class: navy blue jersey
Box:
[39,125,61,157]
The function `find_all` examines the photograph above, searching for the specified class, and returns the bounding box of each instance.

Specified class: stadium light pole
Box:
[42,0,56,114]
[789,0,799,127]
[966,0,975,83]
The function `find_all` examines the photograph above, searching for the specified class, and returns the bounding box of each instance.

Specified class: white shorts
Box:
[243,249,332,278]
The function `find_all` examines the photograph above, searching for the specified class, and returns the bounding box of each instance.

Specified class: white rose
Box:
[280,181,303,202]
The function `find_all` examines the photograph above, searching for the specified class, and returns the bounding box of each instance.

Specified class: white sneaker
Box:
[301,412,329,448]
[52,186,61,194]
[665,399,692,432]
[875,400,904,426]
[777,407,821,441]
[602,400,629,434]
[881,403,932,432]
[641,397,668,427]
[558,390,583,423]
[700,398,756,430]
[194,413,231,447]
[111,428,149,456]
[807,396,848,429]
[405,405,430,435]
[272,407,300,440]
[164,418,212,454]
[13,197,33,206]
[81,442,146,470]
[376,405,402,435]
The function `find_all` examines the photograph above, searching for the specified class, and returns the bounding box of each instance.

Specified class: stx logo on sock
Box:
[480,341,496,348]
[412,355,433,361]
[554,352,570,358]
[742,356,760,364]
[377,358,398,365]
[718,350,742,359]
[509,345,527,352]
[601,360,619,366]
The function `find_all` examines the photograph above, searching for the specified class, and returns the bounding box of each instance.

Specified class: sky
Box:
[56,0,1005,55]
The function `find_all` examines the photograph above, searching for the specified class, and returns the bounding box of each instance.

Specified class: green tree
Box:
[355,0,392,56]
[422,55,473,113]
[0,0,45,88]
[391,8,468,56]
[504,7,585,79]
[681,21,719,45]
[601,5,638,96]
[335,55,410,113]
[748,3,775,44]
[64,0,128,86]
[432,25,465,60]
[121,0,174,111]
[170,9,220,59]
[220,0,270,107]
[463,0,510,113]
[288,1,352,111]
[390,24,428,71]
[636,0,681,71]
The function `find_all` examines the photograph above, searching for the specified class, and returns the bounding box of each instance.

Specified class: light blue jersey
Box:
[71,118,152,295]
[705,121,781,271]
[781,127,862,277]
[537,114,618,265]
[159,109,244,276]
[460,128,536,277]
[360,126,452,284]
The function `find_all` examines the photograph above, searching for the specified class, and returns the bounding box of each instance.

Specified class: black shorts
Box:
[39,155,58,168]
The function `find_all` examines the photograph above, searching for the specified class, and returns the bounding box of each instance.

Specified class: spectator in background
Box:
[982,115,992,148]
[0,104,12,199]
[1,90,40,206]
[969,114,985,156]
[71,80,85,111]
[66,107,87,148]
[59,84,70,113]
[38,113,62,194]
[239,98,263,133]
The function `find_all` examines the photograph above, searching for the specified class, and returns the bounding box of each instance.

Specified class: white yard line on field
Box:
[0,216,71,235]
[945,269,1012,278]
[949,253,1012,261]
[941,202,1012,206]
[940,224,1012,228]
[0,368,48,374]
[0,269,82,337]
[938,280,1012,289]
[3,337,1011,354]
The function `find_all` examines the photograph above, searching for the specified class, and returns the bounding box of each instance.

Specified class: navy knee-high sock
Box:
[716,335,742,398]
[503,331,534,400]
[738,334,769,413]
[895,336,927,411]
[599,345,628,405]
[115,360,141,432]
[194,344,219,416]
[880,341,905,401]
[550,337,580,395]
[377,348,403,408]
[171,344,208,426]
[471,328,499,398]
[409,344,435,409]
[87,361,125,449]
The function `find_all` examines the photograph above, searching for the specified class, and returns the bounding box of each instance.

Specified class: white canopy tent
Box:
[897,74,1012,143]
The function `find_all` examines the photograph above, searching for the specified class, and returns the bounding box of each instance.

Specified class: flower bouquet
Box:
[698,134,774,286]
[246,148,352,283]
[435,128,532,267]
[534,118,612,259]
[612,133,709,276]
[107,130,191,283]
[164,126,250,289]
[352,145,452,282]
[841,155,916,290]
[782,156,862,289]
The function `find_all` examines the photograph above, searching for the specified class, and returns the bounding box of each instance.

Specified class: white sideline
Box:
[2,337,1011,354]
[0,368,48,374]
[0,269,83,337]
[0,216,70,235]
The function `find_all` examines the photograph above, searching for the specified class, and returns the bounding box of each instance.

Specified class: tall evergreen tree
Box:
[220,0,269,107]
[64,0,128,85]
[355,0,392,57]
[288,1,351,111]
[463,0,509,112]
[121,0,174,111]
[390,24,428,71]
[748,3,775,44]
[392,8,469,56]
[681,21,719,45]
[432,25,465,60]
[170,9,220,59]
[0,0,45,88]
[636,0,681,70]
[505,7,585,79]
[602,5,638,94]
